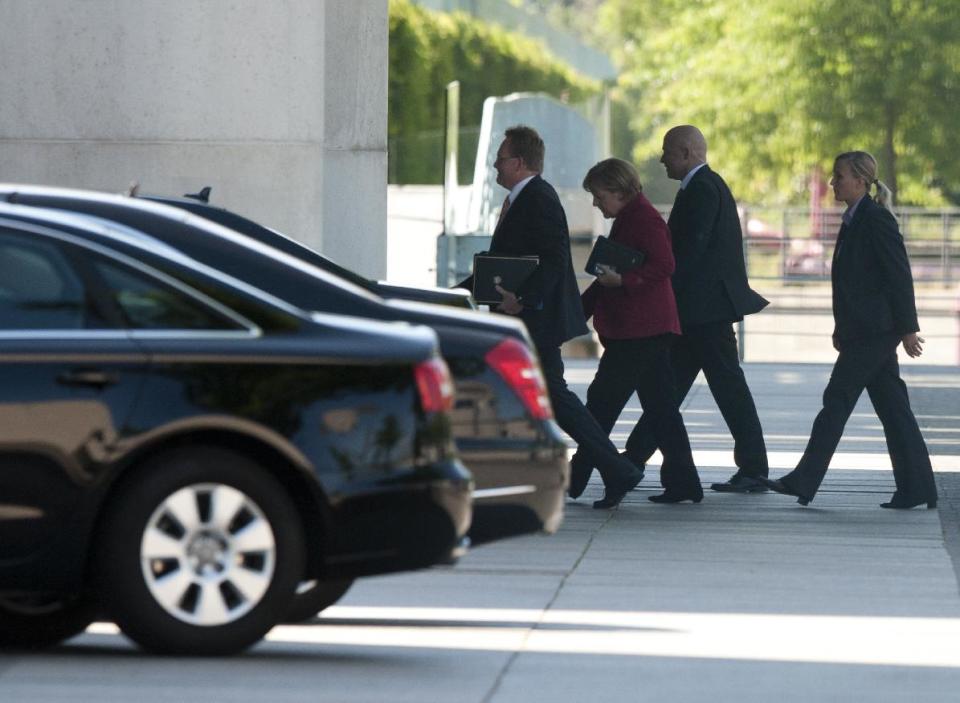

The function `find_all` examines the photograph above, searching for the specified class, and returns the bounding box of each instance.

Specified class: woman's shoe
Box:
[756,477,813,506]
[880,495,937,510]
[647,489,703,504]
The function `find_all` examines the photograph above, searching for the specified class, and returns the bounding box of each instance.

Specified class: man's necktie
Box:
[496,195,511,228]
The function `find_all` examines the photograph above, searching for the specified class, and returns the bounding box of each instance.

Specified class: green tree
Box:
[512,0,608,46]
[795,0,960,204]
[389,0,600,184]
[602,0,960,205]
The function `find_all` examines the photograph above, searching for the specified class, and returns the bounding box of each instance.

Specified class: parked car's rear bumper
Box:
[321,460,473,578]
[459,428,569,545]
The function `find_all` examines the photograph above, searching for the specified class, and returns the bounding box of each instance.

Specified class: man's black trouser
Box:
[536,342,639,488]
[625,321,769,478]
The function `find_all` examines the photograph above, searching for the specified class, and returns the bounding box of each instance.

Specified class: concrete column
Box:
[320,1,388,279]
[0,0,387,279]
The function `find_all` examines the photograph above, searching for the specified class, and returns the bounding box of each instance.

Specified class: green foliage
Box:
[510,0,608,47]
[389,0,601,184]
[603,0,960,205]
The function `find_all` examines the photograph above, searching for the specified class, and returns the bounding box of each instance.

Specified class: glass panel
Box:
[93,260,238,331]
[0,232,87,330]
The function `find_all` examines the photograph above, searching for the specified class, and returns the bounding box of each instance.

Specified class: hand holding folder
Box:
[471,254,539,305]
[584,236,645,276]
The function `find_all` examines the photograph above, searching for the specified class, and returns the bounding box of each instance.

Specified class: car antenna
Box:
[124,180,141,197]
[185,186,212,203]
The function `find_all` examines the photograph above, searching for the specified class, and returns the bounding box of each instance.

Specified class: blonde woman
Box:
[762,151,937,509]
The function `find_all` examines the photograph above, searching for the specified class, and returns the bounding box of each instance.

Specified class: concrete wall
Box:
[0,0,388,278]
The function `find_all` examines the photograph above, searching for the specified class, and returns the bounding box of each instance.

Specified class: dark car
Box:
[0,185,569,555]
[0,205,471,654]
[148,187,476,310]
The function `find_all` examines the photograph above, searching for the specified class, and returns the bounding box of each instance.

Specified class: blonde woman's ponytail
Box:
[873,178,896,216]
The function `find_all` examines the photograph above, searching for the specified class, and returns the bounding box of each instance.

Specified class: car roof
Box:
[0,202,309,321]
[0,183,386,306]
[0,183,529,343]
[0,201,440,359]
[140,192,377,291]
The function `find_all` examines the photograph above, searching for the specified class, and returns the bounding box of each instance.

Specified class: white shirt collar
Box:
[680,162,707,190]
[843,194,867,225]
[507,174,536,203]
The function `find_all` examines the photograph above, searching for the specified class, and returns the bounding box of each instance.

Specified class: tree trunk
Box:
[882,103,898,203]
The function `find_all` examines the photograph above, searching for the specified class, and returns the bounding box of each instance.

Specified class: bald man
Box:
[624,126,771,494]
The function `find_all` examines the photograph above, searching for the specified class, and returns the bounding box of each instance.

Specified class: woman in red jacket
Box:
[570,158,702,507]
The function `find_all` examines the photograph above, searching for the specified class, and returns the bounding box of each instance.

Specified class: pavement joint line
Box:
[479,508,617,703]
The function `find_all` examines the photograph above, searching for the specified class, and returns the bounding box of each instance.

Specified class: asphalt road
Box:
[3,361,959,703]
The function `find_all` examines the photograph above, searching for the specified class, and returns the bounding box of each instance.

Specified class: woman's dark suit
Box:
[778,196,936,502]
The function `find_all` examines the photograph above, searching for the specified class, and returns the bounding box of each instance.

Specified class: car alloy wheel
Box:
[97,447,304,655]
[141,483,276,626]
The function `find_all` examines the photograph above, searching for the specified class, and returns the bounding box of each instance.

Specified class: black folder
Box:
[584,236,645,276]
[472,254,539,305]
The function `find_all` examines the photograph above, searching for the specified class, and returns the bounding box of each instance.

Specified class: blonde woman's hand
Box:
[901,332,925,358]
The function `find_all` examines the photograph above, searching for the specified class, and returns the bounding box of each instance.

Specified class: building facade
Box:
[0,1,388,277]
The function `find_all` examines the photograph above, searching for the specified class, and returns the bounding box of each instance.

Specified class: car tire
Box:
[96,447,305,655]
[0,593,97,650]
[284,578,354,623]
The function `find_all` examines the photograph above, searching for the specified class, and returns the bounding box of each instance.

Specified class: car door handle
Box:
[56,369,119,389]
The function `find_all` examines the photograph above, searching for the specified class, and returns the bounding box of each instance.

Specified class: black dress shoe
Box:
[592,467,644,510]
[648,488,703,504]
[756,477,812,506]
[710,475,769,493]
[592,491,627,509]
[567,455,593,500]
[880,495,938,510]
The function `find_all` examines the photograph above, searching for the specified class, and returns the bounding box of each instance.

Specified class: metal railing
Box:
[648,205,960,283]
[728,206,960,284]
[435,205,960,363]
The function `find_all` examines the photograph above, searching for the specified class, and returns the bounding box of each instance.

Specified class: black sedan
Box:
[0,185,569,554]
[145,187,476,310]
[0,205,472,654]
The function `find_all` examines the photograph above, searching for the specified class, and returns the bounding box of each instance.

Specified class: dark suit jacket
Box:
[462,175,588,348]
[669,165,768,327]
[831,196,919,347]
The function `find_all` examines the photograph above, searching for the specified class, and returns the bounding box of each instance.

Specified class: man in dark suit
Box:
[624,125,770,492]
[461,125,642,509]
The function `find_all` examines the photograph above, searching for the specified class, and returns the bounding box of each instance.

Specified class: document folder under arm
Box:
[471,254,539,305]
[584,236,645,276]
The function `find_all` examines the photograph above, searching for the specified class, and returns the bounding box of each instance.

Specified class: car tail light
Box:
[484,338,553,420]
[414,356,455,413]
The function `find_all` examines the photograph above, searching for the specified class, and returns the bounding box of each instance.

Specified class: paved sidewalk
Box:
[316,361,960,702]
[21,361,957,703]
